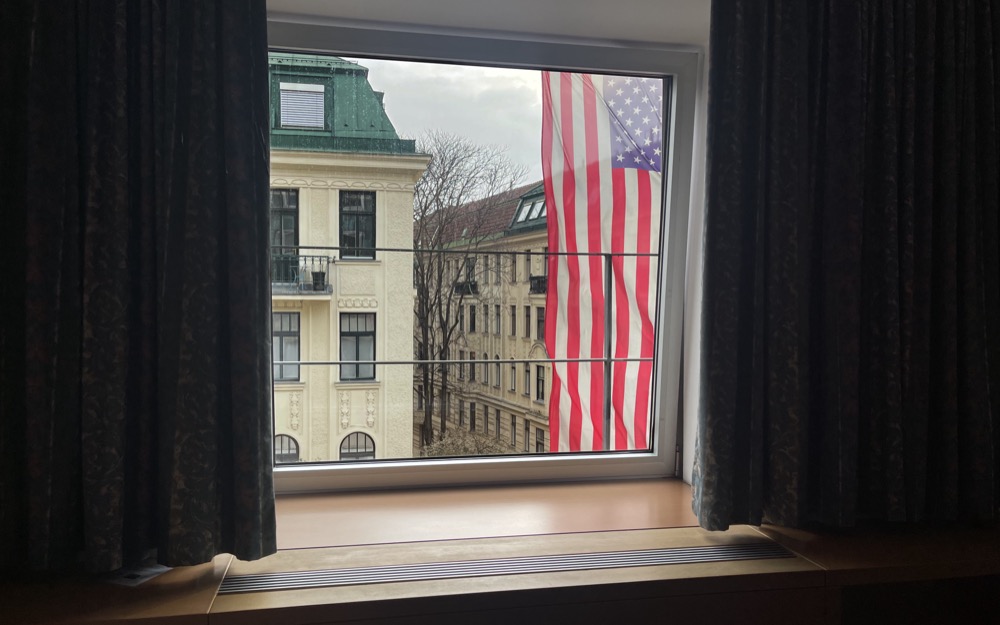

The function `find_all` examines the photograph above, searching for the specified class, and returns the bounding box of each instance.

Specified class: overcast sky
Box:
[345,57,544,183]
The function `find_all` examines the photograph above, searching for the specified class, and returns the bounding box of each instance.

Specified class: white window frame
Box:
[269,18,698,493]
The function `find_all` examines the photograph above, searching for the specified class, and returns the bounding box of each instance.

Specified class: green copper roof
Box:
[268,52,416,155]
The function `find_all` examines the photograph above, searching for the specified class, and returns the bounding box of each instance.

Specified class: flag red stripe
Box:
[541,72,561,452]
[559,73,584,451]
[610,168,629,449]
[581,75,605,450]
[634,169,653,447]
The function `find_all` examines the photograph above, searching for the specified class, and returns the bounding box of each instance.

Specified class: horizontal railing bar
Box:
[270,245,658,258]
[273,358,654,366]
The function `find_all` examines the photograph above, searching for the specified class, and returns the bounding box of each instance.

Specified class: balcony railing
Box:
[529,275,548,294]
[453,279,479,295]
[271,252,333,294]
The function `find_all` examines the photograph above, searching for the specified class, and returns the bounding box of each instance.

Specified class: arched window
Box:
[340,432,376,461]
[274,434,300,464]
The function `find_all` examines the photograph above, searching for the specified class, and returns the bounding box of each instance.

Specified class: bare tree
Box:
[422,429,511,458]
[413,131,527,449]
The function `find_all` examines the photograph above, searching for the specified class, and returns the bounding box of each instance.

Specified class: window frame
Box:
[339,190,376,260]
[339,312,376,381]
[272,311,301,382]
[269,20,698,493]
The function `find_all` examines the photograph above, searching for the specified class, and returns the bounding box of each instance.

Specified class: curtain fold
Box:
[695,0,1000,530]
[0,0,276,573]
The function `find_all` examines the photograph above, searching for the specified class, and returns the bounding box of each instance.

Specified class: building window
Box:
[465,257,476,282]
[523,363,530,396]
[511,253,517,283]
[340,432,376,461]
[511,415,517,447]
[542,246,549,276]
[272,312,300,382]
[483,254,490,284]
[494,356,501,388]
[524,421,530,452]
[495,409,501,439]
[470,352,477,382]
[416,385,424,409]
[340,190,376,259]
[470,401,477,432]
[469,304,477,333]
[269,189,299,282]
[274,434,300,464]
[340,313,375,381]
[536,365,546,402]
[524,306,531,338]
[495,253,502,284]
[458,350,465,379]
[457,306,464,333]
[483,353,489,386]
[510,305,517,336]
[536,306,545,341]
[279,82,324,128]
[494,304,501,335]
[525,249,532,278]
[459,401,465,427]
[536,429,546,454]
[510,360,517,392]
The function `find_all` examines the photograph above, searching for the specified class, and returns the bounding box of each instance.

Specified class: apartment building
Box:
[269,53,430,463]
[416,181,553,454]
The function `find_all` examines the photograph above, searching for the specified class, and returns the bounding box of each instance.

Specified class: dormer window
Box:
[279,82,324,128]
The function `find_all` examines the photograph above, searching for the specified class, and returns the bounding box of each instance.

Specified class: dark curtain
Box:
[0,1,276,573]
[695,0,1000,529]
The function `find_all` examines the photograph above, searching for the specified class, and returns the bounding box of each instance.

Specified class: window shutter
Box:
[279,83,324,128]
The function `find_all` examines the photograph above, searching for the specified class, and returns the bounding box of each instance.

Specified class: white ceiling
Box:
[266,0,710,47]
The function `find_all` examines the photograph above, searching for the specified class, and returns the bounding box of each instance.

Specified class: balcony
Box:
[529,275,548,294]
[453,280,479,296]
[271,252,334,295]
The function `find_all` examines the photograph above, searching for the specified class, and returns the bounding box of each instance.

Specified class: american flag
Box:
[541,71,664,452]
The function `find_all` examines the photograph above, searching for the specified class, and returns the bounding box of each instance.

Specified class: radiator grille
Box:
[219,541,792,594]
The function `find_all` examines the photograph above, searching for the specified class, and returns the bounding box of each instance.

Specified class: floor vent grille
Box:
[219,541,793,594]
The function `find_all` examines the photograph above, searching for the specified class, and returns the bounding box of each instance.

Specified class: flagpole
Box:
[603,252,613,451]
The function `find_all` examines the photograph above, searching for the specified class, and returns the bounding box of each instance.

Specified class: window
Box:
[494,356,501,388]
[470,352,477,382]
[542,247,549,276]
[511,253,517,282]
[535,365,546,402]
[494,304,501,335]
[458,350,465,379]
[511,415,517,447]
[470,402,477,432]
[469,305,477,333]
[523,363,530,396]
[510,305,517,336]
[340,190,375,259]
[269,189,298,282]
[483,354,489,386]
[495,409,501,439]
[510,360,517,392]
[525,250,532,278]
[340,432,376,461]
[274,434,300,464]
[484,305,490,336]
[495,254,502,285]
[536,430,546,454]
[279,82,324,128]
[524,421,530,452]
[267,22,698,491]
[457,306,464,333]
[465,257,476,282]
[524,306,531,338]
[416,384,424,409]
[459,401,465,427]
[340,313,375,381]
[483,254,490,284]
[272,312,300,381]
[536,306,545,341]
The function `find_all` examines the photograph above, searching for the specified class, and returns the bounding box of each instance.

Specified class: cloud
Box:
[347,58,544,182]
